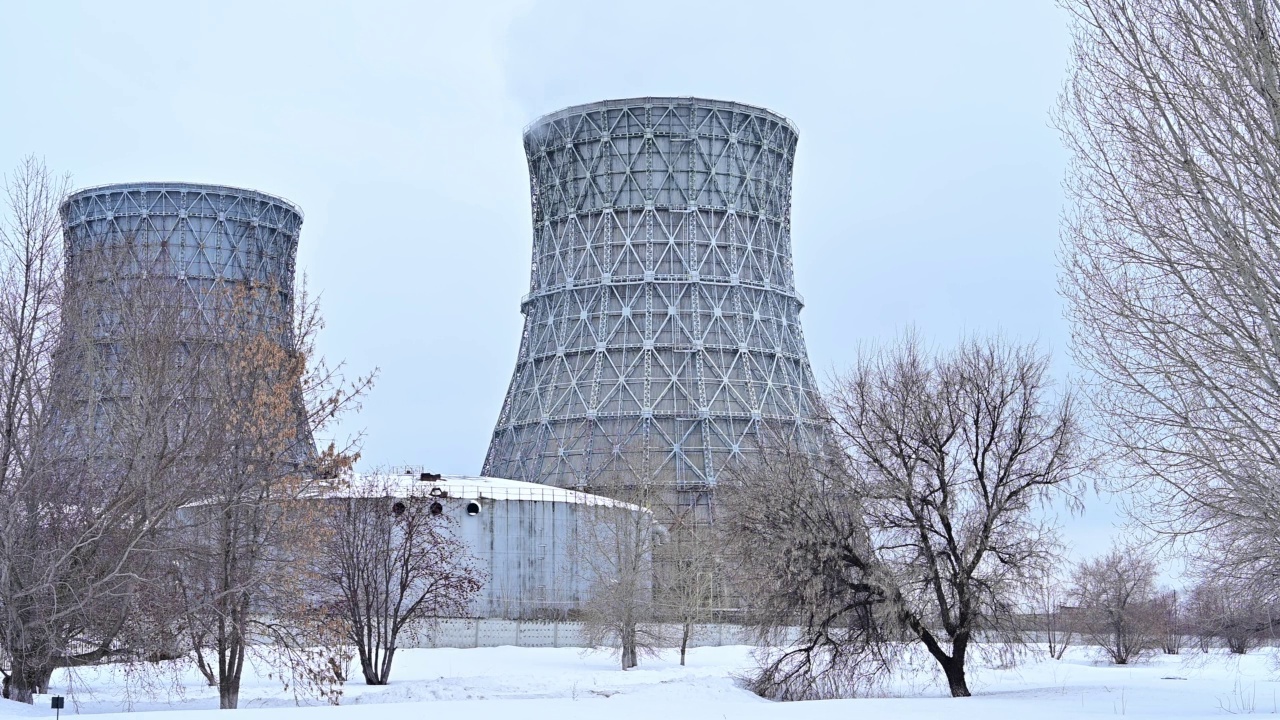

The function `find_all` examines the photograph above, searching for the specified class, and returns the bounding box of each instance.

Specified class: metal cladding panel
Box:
[484,97,824,499]
[57,182,314,461]
[454,495,588,619]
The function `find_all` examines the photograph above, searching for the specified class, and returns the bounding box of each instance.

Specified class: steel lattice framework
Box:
[484,97,824,504]
[59,182,315,462]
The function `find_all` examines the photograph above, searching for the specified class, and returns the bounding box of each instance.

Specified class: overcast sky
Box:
[0,1,1122,560]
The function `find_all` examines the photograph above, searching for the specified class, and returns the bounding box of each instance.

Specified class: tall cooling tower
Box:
[59,182,315,463]
[484,97,824,509]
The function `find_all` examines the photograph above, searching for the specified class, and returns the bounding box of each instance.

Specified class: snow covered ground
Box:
[2,645,1279,719]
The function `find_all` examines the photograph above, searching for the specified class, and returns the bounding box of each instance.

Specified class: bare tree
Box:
[0,156,68,702]
[0,158,213,703]
[655,510,720,666]
[174,288,372,709]
[1153,588,1184,655]
[1059,0,1280,585]
[576,473,664,670]
[0,156,62,483]
[1034,570,1076,660]
[0,160,372,707]
[1070,546,1161,665]
[721,334,1084,699]
[318,473,483,685]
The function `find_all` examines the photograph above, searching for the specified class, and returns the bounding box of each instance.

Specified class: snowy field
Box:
[2,645,1279,719]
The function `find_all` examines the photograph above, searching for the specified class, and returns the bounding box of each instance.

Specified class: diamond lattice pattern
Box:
[59,183,313,463]
[484,99,824,496]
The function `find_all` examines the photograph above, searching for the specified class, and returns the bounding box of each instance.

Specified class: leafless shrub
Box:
[1186,577,1273,655]
[1070,546,1161,664]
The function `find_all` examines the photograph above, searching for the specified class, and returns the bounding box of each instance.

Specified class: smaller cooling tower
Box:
[58,182,314,463]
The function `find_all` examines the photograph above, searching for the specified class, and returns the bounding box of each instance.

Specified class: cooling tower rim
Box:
[524,96,798,138]
[62,182,304,221]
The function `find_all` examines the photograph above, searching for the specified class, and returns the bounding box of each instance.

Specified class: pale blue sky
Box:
[0,1,1118,559]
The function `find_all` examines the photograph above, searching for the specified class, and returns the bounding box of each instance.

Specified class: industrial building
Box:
[327,472,651,620]
[484,97,824,514]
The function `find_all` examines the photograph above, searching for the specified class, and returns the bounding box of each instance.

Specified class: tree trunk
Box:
[938,655,970,697]
[360,654,380,685]
[378,646,396,685]
[360,645,392,685]
[680,621,691,666]
[7,660,53,705]
[621,622,637,670]
[1110,629,1129,665]
[218,633,245,709]
[218,644,243,713]
[218,678,239,710]
[917,627,972,698]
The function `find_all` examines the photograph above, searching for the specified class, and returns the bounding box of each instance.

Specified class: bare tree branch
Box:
[722,333,1084,699]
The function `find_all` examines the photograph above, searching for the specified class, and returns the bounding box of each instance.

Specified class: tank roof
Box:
[525,96,797,136]
[326,473,645,511]
[64,182,303,220]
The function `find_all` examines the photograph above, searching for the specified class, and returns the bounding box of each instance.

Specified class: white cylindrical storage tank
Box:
[338,473,651,620]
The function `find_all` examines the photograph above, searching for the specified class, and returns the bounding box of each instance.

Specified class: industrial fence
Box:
[399,619,795,649]
[393,618,1280,652]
